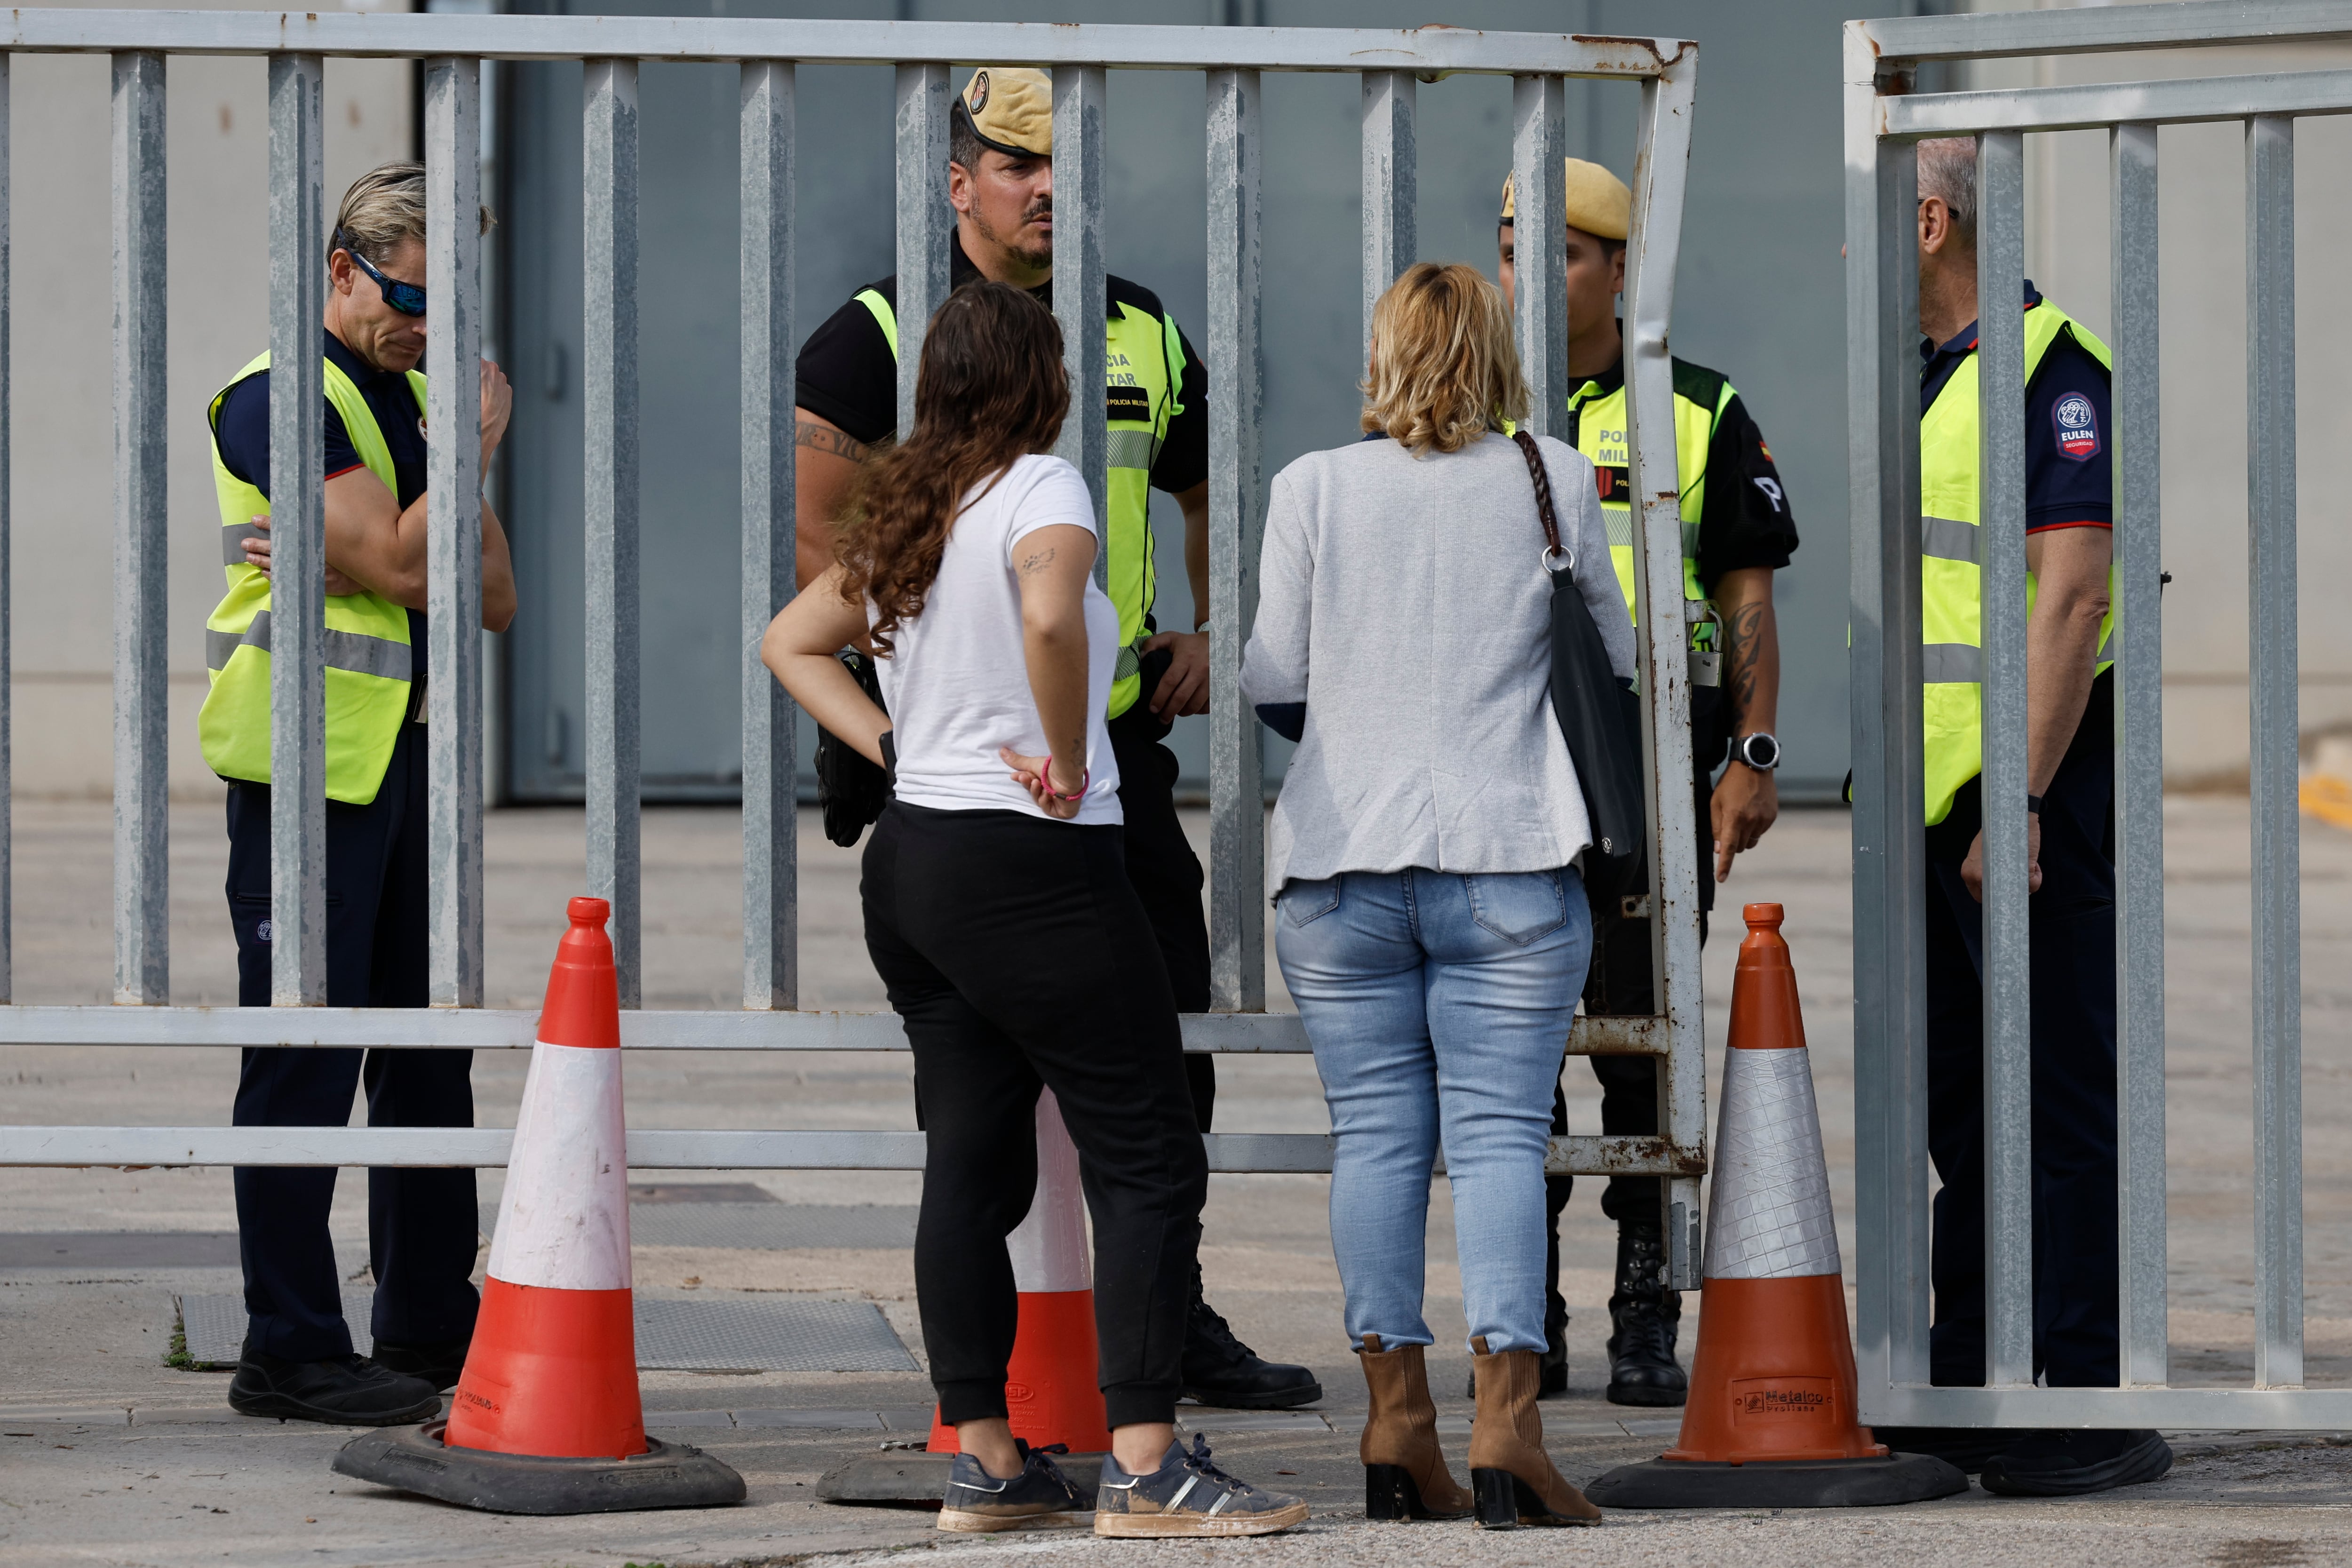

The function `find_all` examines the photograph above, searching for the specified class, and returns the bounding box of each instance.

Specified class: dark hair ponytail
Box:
[835,281,1069,654]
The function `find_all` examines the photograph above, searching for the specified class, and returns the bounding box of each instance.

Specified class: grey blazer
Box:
[1240,430,1636,899]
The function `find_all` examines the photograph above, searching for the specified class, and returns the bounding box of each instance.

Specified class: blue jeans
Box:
[1276,866,1591,1356]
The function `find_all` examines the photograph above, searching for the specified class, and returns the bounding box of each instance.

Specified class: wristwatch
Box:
[1732,732,1782,772]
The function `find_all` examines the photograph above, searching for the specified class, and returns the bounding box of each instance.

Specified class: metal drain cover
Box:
[477,1202,918,1250]
[176,1291,915,1374]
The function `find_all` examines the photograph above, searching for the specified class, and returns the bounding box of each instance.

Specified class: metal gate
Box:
[0,10,1708,1288]
[1848,0,2352,1428]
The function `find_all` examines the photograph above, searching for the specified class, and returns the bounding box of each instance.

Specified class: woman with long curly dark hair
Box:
[763,280,1303,1541]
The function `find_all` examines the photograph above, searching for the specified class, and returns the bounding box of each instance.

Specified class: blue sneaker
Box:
[936,1439,1091,1533]
[1095,1435,1308,1537]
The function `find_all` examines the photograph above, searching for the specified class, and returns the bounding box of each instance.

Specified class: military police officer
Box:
[205,163,517,1424]
[793,67,1319,1411]
[1499,158,1798,1407]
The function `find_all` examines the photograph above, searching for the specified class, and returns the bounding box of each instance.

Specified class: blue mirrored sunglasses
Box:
[337,232,427,317]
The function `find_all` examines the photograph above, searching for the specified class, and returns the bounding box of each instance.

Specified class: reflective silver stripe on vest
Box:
[1922,515,1981,565]
[1105,428,1160,473]
[1597,505,1699,561]
[220,520,269,565]
[1922,643,1982,684]
[205,610,413,682]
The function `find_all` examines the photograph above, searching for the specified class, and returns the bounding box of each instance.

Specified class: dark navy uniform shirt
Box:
[1920,281,2113,535]
[213,328,428,680]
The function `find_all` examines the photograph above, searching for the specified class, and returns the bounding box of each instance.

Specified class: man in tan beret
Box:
[793,65,1322,1423]
[1498,157,1799,1410]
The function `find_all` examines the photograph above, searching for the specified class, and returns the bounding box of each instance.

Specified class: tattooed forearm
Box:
[1017,546,1057,579]
[1723,598,1765,729]
[795,420,870,462]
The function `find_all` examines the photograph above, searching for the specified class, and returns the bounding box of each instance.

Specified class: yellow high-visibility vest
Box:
[857,287,1182,721]
[1917,299,2116,825]
[198,352,419,805]
[1562,359,1730,642]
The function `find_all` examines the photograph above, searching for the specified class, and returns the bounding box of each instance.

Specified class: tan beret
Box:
[960,66,1052,159]
[1499,158,1631,242]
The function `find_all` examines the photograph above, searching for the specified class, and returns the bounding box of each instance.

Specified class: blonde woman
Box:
[1242,263,1631,1529]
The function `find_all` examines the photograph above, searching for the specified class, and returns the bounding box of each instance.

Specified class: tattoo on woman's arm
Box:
[1724,599,1765,727]
[795,420,869,462]
[1017,546,1057,579]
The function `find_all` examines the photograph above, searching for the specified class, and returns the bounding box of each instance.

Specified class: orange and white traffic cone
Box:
[928,1088,1114,1457]
[1585,904,1966,1509]
[333,897,744,1514]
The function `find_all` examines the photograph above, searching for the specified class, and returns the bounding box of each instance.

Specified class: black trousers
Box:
[1109,685,1217,1133]
[226,721,479,1361]
[865,802,1210,1430]
[1548,691,1727,1281]
[1925,674,2119,1389]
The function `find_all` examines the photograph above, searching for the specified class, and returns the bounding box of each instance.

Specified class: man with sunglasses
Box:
[201,161,517,1426]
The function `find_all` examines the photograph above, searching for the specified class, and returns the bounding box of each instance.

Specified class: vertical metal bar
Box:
[1510,74,1566,438]
[740,59,795,1012]
[1845,23,1930,1400]
[264,54,325,1008]
[893,63,951,440]
[1975,128,2034,1389]
[2247,111,2302,1390]
[1359,69,1414,358]
[425,56,484,1009]
[583,58,641,1007]
[1625,61,1706,1289]
[0,55,12,1004]
[111,52,169,1006]
[1053,65,1109,565]
[2110,119,2167,1388]
[1206,67,1263,1015]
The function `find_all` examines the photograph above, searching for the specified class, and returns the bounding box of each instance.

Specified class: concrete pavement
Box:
[4,798,2352,1566]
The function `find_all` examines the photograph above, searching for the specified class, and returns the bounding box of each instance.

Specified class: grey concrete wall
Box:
[493,0,1872,804]
[11,0,414,799]
[20,0,2326,801]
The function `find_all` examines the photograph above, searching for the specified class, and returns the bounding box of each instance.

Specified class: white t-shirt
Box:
[873,453,1123,825]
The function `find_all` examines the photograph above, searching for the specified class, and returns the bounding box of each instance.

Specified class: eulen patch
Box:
[2052,391,2100,460]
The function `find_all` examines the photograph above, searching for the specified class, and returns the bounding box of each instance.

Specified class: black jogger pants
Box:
[863,801,1210,1431]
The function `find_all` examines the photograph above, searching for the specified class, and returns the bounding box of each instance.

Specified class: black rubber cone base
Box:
[1585,1451,1967,1510]
[332,1419,746,1515]
[816,1450,1105,1506]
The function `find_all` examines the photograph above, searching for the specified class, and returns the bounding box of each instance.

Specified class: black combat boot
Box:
[1603,1220,1686,1408]
[1179,1265,1323,1409]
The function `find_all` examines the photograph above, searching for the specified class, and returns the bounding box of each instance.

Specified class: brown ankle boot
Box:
[1467,1336,1602,1528]
[1357,1334,1472,1521]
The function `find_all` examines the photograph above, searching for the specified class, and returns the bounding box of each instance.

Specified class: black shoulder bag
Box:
[1510,430,1647,917]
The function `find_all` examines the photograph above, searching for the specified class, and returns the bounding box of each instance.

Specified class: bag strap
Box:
[1510,429,1566,561]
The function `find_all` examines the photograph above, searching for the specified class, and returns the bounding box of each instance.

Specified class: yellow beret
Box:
[1499,158,1631,242]
[960,66,1051,159]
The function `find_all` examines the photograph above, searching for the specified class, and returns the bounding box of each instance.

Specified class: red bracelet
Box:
[1041,756,1089,802]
